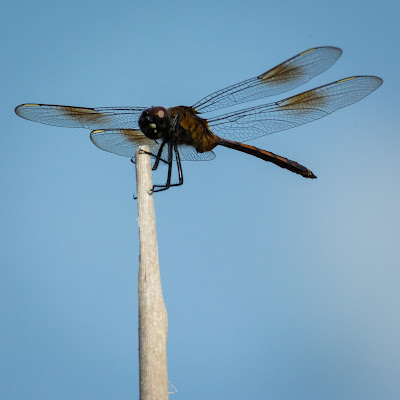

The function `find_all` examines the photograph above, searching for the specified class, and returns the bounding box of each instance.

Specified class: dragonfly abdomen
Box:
[217,138,317,179]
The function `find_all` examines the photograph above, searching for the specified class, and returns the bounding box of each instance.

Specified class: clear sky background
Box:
[1,0,399,399]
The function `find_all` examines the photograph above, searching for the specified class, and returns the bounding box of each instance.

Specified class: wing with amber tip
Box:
[192,46,343,113]
[207,76,382,141]
[90,129,216,161]
[15,104,146,130]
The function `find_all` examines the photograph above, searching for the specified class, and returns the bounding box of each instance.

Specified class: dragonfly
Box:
[15,46,382,194]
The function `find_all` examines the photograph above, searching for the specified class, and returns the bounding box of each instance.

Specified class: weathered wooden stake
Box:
[135,145,169,400]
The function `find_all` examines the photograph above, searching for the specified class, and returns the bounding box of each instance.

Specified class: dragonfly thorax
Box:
[138,106,171,140]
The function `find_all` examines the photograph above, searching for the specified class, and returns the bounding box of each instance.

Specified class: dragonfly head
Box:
[139,107,171,140]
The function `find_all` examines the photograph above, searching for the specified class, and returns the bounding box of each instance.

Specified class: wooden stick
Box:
[135,146,169,400]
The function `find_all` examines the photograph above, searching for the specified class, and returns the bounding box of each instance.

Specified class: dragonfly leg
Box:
[151,141,173,194]
[151,144,183,194]
[168,144,184,187]
[151,141,169,170]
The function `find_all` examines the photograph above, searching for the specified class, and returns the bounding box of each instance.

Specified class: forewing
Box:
[208,76,382,141]
[15,104,146,130]
[192,46,342,113]
[90,129,216,161]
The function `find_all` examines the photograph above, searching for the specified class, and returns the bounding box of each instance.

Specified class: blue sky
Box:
[1,0,399,399]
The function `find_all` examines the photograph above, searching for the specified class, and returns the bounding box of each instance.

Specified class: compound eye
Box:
[138,106,170,140]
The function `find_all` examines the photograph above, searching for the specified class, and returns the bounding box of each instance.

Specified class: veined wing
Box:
[192,46,342,113]
[15,104,147,130]
[90,129,216,161]
[208,76,382,141]
[176,145,216,161]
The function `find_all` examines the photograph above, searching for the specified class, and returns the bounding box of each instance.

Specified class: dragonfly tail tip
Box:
[309,171,317,179]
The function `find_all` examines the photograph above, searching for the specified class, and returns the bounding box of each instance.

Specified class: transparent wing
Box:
[15,104,147,130]
[192,46,342,113]
[90,129,156,156]
[90,129,216,161]
[207,76,382,141]
[174,145,216,161]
